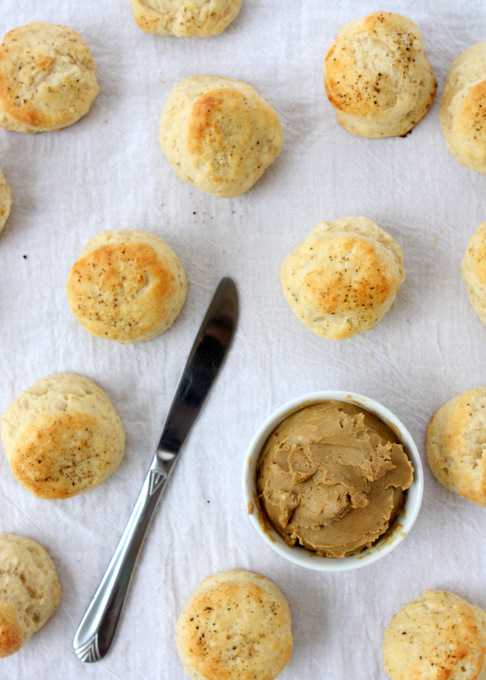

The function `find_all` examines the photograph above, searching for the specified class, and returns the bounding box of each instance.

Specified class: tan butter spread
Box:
[255,401,414,558]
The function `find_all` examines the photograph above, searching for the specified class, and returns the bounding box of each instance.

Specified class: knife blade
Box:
[73,277,238,663]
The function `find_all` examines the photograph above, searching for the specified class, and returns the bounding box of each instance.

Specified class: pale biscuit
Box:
[426,387,486,506]
[324,11,436,138]
[67,229,187,343]
[383,590,486,680]
[0,22,99,133]
[280,217,405,340]
[1,373,125,499]
[440,43,486,175]
[0,534,61,657]
[176,569,293,680]
[0,170,11,234]
[462,222,486,326]
[129,0,241,37]
[159,75,283,198]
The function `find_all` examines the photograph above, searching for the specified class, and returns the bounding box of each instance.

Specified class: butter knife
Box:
[73,277,238,662]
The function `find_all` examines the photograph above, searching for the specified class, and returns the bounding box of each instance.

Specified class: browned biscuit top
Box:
[69,243,176,338]
[439,43,486,174]
[326,13,424,116]
[303,236,393,315]
[176,570,293,680]
[426,387,486,506]
[67,230,187,343]
[159,75,283,198]
[324,11,435,137]
[188,87,253,157]
[12,411,115,499]
[0,22,99,132]
[128,0,242,37]
[0,600,23,658]
[0,534,61,657]
[280,217,405,340]
[383,590,486,680]
[458,81,486,148]
[1,373,125,500]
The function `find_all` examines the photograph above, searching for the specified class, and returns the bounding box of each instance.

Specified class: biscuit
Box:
[128,0,241,37]
[175,569,293,680]
[440,44,486,175]
[383,590,486,680]
[324,11,436,138]
[0,534,61,657]
[1,373,125,499]
[0,170,11,234]
[66,229,187,343]
[0,22,99,133]
[462,222,486,326]
[426,387,486,506]
[159,75,283,198]
[280,217,405,340]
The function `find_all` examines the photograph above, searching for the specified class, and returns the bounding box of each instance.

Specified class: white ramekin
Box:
[243,391,424,572]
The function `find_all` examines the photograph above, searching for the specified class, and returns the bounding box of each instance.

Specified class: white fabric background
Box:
[0,1,485,678]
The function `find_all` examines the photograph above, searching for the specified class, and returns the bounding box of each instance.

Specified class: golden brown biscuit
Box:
[426,387,486,506]
[383,590,486,680]
[176,569,293,680]
[462,221,486,326]
[0,534,61,657]
[128,0,241,36]
[67,229,187,343]
[0,22,99,133]
[1,373,125,499]
[324,11,436,137]
[280,217,405,340]
[0,170,11,234]
[440,43,486,175]
[159,75,283,198]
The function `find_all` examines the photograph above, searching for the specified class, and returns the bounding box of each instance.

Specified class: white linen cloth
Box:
[0,1,485,677]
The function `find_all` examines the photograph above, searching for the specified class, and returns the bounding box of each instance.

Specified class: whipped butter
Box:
[255,400,414,558]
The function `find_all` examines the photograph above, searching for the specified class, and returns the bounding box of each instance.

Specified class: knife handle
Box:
[73,451,175,662]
